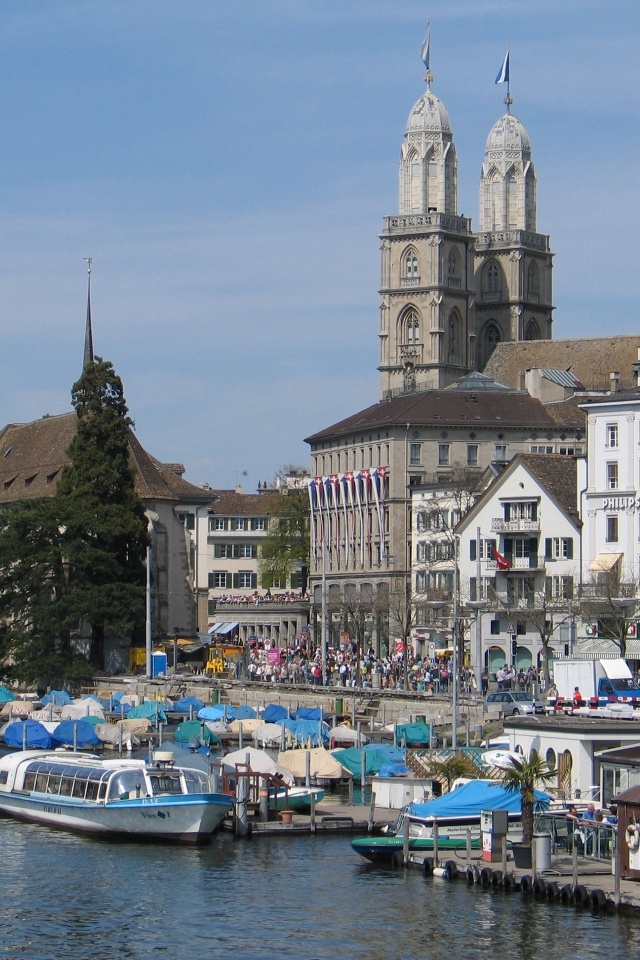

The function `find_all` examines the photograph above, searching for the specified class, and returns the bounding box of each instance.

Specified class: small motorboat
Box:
[0,749,233,844]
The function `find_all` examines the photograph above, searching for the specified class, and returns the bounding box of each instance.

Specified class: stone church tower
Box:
[379,50,553,398]
[474,103,554,369]
[379,71,476,398]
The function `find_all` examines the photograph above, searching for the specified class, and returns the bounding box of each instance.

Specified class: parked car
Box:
[483,691,545,716]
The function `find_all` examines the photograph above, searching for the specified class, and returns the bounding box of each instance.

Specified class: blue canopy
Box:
[127,702,168,723]
[52,720,101,748]
[41,690,72,707]
[262,704,288,723]
[4,719,53,749]
[172,696,205,714]
[0,686,16,704]
[407,779,551,819]
[332,745,406,779]
[379,763,411,778]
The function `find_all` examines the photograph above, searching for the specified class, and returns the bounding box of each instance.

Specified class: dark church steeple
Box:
[83,257,94,370]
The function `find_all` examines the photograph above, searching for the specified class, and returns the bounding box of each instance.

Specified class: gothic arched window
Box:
[448,309,462,359]
[481,322,501,366]
[525,319,541,341]
[400,307,421,345]
[448,248,460,287]
[403,249,419,279]
[484,262,500,294]
[527,262,539,298]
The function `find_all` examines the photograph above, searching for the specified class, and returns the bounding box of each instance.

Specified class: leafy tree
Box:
[501,753,556,845]
[55,359,149,669]
[260,489,309,592]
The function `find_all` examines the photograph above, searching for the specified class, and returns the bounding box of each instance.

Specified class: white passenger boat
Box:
[0,749,233,843]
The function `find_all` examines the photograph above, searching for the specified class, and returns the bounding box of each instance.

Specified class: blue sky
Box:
[0,1,638,490]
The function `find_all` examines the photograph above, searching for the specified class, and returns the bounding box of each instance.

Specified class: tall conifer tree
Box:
[56,359,149,669]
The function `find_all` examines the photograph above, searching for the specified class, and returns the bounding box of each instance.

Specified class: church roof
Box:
[483,336,640,393]
[485,112,531,159]
[406,89,452,136]
[305,383,557,444]
[0,413,210,506]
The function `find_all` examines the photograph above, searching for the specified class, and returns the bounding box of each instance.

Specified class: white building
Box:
[456,454,580,679]
[577,386,640,656]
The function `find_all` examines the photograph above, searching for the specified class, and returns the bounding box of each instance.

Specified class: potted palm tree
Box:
[501,753,556,869]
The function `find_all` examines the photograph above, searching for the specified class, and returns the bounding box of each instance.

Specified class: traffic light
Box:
[511,636,518,658]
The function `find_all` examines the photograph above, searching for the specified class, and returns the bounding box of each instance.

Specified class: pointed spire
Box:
[82,257,94,369]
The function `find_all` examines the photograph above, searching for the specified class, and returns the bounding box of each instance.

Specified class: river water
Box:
[1,819,639,960]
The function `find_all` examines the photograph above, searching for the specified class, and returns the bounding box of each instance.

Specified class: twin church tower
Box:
[379,49,553,398]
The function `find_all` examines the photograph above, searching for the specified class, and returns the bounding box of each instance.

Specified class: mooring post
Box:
[403,815,410,865]
[433,818,439,867]
[368,791,376,833]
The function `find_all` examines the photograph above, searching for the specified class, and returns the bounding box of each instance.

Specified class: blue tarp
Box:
[127,703,168,723]
[4,719,53,749]
[41,690,72,707]
[279,718,329,747]
[332,745,406,779]
[172,696,206,714]
[173,720,221,746]
[292,707,326,721]
[52,720,101,748]
[396,721,431,745]
[0,686,16,704]
[407,779,551,819]
[234,705,257,720]
[198,704,235,722]
[379,763,411,778]
[262,704,288,723]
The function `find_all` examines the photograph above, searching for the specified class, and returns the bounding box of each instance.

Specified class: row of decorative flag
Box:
[308,469,387,569]
[421,21,509,86]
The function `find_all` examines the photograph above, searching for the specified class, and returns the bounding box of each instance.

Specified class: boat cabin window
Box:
[147,772,184,796]
[107,770,147,801]
[23,761,112,801]
[182,769,209,793]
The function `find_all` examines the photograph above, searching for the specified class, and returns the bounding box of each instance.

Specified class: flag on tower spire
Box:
[495,49,509,85]
[83,257,94,370]
[421,21,431,72]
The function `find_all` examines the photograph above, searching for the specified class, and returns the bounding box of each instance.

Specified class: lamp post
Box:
[173,626,179,677]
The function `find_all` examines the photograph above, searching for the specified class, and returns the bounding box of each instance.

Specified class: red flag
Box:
[492,547,511,570]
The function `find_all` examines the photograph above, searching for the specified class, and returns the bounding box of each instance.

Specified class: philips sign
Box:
[602,496,640,511]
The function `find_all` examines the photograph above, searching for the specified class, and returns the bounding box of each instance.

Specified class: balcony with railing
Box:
[485,555,544,571]
[491,518,540,532]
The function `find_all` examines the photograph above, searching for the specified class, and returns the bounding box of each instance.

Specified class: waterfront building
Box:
[178,485,310,646]
[575,385,640,656]
[306,381,583,654]
[455,453,581,678]
[0,413,210,665]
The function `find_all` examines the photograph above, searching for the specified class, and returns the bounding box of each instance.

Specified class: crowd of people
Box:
[245,640,483,693]
[214,591,308,606]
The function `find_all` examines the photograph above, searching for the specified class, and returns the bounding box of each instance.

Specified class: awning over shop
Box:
[209,622,239,636]
[588,553,623,573]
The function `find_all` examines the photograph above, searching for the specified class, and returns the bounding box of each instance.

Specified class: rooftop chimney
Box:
[610,371,621,394]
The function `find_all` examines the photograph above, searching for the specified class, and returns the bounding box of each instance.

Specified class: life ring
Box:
[625,823,640,851]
